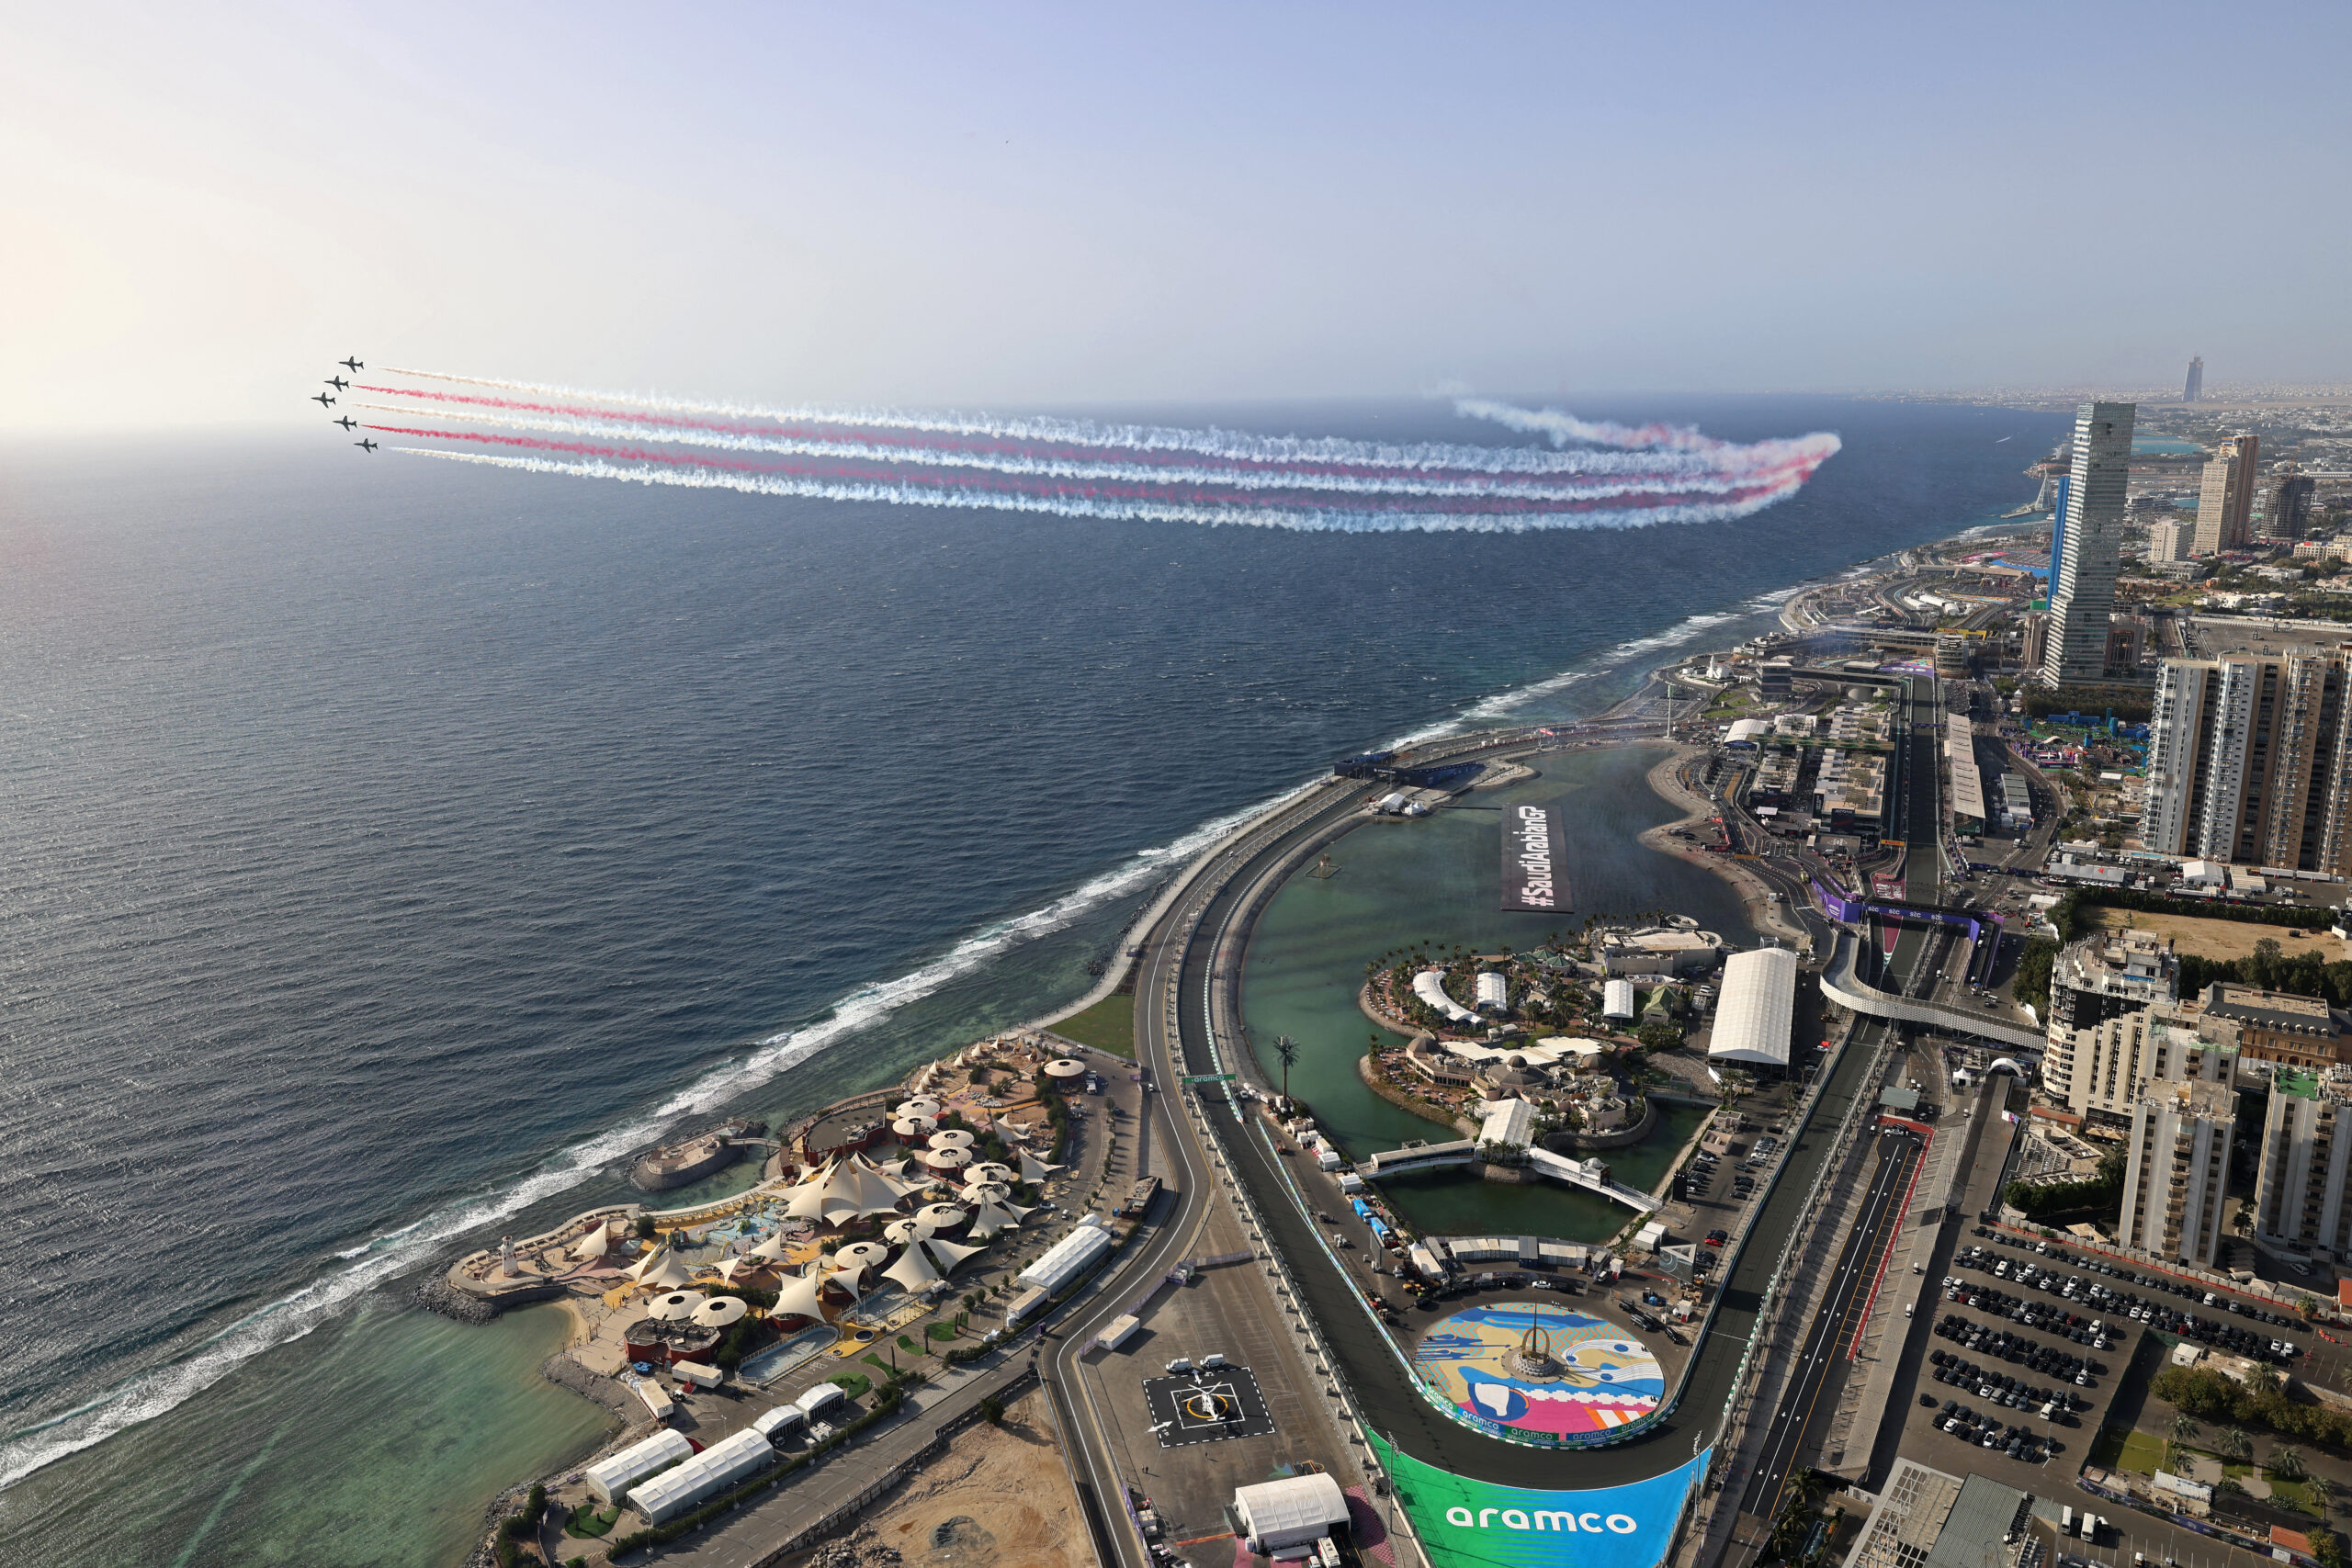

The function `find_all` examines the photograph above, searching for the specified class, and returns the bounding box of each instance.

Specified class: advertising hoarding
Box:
[1500,802,1569,911]
[1366,1430,1708,1568]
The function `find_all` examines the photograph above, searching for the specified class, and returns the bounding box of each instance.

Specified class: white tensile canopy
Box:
[876,1158,911,1179]
[883,1243,943,1293]
[647,1290,706,1322]
[640,1253,696,1291]
[922,1147,972,1172]
[1018,1151,1063,1184]
[748,1232,793,1262]
[916,1203,969,1229]
[890,1116,935,1139]
[625,1246,672,1281]
[993,1119,1033,1142]
[572,1225,613,1260]
[1001,1200,1036,1222]
[884,1218,936,1245]
[958,1180,1012,1206]
[691,1295,748,1328]
[820,1155,920,1224]
[895,1097,944,1119]
[825,1263,867,1299]
[964,1201,1021,1239]
[1044,1057,1086,1078]
[965,1162,1015,1185]
[783,1162,839,1221]
[772,1268,829,1322]
[927,1128,977,1152]
[712,1257,743,1283]
[832,1241,891,1270]
[924,1235,987,1273]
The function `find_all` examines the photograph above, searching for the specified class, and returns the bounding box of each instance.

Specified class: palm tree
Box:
[2170,1413,2200,1466]
[2310,1475,2335,1518]
[2272,1445,2309,1483]
[2216,1427,2254,1464]
[1272,1035,1299,1102]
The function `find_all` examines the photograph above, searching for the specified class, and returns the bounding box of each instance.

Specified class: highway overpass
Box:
[1819,931,2046,1053]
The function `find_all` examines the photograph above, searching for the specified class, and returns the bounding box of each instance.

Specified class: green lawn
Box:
[831,1371,872,1400]
[2267,1475,2322,1517]
[1047,993,1136,1057]
[565,1505,622,1540]
[2089,1426,2170,1474]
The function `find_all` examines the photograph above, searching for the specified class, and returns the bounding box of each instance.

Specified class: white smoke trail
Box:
[379,367,1837,480]
[355,401,1799,499]
[393,449,1816,534]
[1452,398,1722,452]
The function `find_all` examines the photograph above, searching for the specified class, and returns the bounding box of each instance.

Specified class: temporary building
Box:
[1017,1151,1063,1185]
[1475,971,1509,1011]
[1603,979,1638,1021]
[571,1224,613,1260]
[883,1241,943,1292]
[750,1404,805,1442]
[1016,1217,1114,1293]
[1708,947,1798,1069]
[672,1359,725,1388]
[583,1427,694,1506]
[1233,1474,1348,1552]
[795,1382,849,1417]
[691,1295,748,1328]
[924,1235,987,1273]
[628,1427,775,1525]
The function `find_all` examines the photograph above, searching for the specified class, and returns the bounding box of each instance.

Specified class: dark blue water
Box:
[0,397,2060,1562]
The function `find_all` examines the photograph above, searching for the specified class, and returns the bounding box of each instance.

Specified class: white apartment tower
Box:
[2252,1068,2352,1259]
[2042,401,2135,686]
[2119,1077,2236,1268]
[2063,1003,2236,1124]
[2143,653,2352,872]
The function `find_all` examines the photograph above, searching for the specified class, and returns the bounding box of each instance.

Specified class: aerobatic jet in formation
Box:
[311,392,336,408]
[355,438,378,453]
[340,357,364,372]
[325,376,349,391]
[334,416,357,430]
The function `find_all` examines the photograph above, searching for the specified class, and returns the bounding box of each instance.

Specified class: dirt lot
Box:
[2086,908,2345,964]
[808,1391,1082,1568]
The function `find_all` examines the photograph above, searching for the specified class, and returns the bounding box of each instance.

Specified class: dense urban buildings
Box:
[2142,653,2352,871]
[2119,1077,2236,1268]
[2040,929,2180,1103]
[2193,434,2260,553]
[2042,401,2136,686]
[2149,516,2194,564]
[2251,1067,2352,1259]
[2203,983,2352,1069]
[2184,355,2204,403]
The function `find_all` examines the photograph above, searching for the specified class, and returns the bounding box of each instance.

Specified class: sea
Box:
[0,395,2064,1565]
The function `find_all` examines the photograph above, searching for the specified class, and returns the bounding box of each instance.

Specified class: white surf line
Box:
[378,367,1840,479]
[353,402,1794,499]
[389,449,1811,534]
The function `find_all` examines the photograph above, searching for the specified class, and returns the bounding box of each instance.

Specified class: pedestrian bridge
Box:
[1820,931,2047,1053]
[1357,1142,1660,1213]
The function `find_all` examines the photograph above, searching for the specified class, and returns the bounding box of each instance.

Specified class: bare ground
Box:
[2086,907,2345,964]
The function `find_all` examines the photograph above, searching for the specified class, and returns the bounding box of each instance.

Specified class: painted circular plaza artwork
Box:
[1412,1303,1665,1436]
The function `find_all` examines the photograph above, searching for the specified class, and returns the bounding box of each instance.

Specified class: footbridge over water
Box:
[1820,931,2047,1053]
[1357,1141,1662,1213]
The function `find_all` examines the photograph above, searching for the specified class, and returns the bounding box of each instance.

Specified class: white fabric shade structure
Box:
[921,1146,973,1172]
[639,1253,695,1291]
[1043,1057,1086,1079]
[958,1180,1012,1206]
[625,1246,673,1281]
[890,1117,935,1139]
[1018,1151,1063,1184]
[783,1153,922,1225]
[882,1242,943,1293]
[894,1098,944,1119]
[924,1235,987,1273]
[993,1119,1033,1142]
[571,1224,613,1260]
[748,1231,793,1262]
[712,1257,746,1283]
[832,1241,892,1271]
[772,1268,830,1322]
[825,1263,868,1299]
[964,1201,1022,1239]
[782,1163,839,1222]
[647,1290,706,1322]
[690,1295,748,1328]
[883,1218,937,1245]
[876,1157,910,1179]
[916,1203,968,1229]
[926,1128,977,1152]
[964,1162,1015,1185]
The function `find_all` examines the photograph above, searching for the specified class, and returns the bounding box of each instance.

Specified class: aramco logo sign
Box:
[1439,1507,1640,1534]
[1366,1430,1707,1568]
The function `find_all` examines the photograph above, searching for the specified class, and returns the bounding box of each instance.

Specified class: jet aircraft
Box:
[325,376,349,391]
[311,392,336,408]
[340,357,364,372]
[334,416,357,431]
[355,438,378,453]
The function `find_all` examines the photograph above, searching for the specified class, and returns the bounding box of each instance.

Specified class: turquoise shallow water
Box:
[1237,746,1748,1242]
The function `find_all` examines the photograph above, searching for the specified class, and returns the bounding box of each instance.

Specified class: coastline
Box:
[1636,744,1816,953]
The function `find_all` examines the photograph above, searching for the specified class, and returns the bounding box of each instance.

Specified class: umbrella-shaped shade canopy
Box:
[572,1225,613,1260]
[924,1235,987,1272]
[691,1295,748,1328]
[1044,1057,1086,1079]
[883,1243,943,1293]
[772,1268,829,1322]
[895,1097,944,1119]
[883,1218,936,1245]
[916,1203,969,1229]
[957,1180,1012,1205]
[965,1161,1015,1185]
[749,1232,793,1262]
[890,1117,935,1140]
[647,1290,706,1322]
[922,1146,972,1172]
[832,1241,892,1270]
[926,1128,978,1152]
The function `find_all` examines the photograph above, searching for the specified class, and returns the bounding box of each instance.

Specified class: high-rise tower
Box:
[2194,434,2260,554]
[2041,401,2134,686]
[2184,355,2204,403]
[2143,652,2352,872]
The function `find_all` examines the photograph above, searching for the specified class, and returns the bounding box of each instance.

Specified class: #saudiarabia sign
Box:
[1501,803,1570,912]
[1366,1430,1708,1568]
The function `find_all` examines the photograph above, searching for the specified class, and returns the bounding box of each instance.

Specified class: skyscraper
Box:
[2263,467,2317,541]
[2142,652,2352,871]
[2148,517,2193,564]
[2193,434,2259,554]
[2120,1077,2235,1267]
[2041,401,2134,686]
[2184,355,2204,403]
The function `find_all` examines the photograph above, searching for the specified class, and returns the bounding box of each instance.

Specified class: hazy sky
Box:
[5,1,2348,429]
